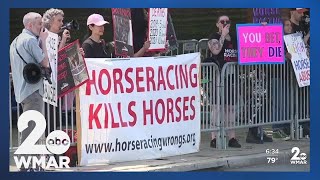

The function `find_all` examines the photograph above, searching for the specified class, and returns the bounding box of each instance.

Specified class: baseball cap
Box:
[87,14,109,26]
[290,8,308,13]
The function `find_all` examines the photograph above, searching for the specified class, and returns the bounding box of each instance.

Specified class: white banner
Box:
[43,31,58,106]
[79,53,201,166]
[284,33,310,87]
[148,8,168,51]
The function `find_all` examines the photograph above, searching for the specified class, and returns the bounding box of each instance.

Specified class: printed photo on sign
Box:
[284,33,310,87]
[57,39,89,98]
[112,8,134,57]
[236,24,285,65]
[148,8,168,51]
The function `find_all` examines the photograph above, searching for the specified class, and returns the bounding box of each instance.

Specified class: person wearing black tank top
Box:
[207,15,241,148]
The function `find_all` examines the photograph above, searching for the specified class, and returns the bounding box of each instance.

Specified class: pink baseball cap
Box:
[290,8,308,13]
[87,14,109,26]
[296,8,308,13]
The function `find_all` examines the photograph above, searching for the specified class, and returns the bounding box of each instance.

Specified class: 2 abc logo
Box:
[14,110,71,169]
[290,147,307,165]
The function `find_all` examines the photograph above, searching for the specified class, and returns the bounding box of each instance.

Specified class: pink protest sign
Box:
[236,24,284,65]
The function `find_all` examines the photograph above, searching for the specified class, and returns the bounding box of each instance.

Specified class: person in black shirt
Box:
[82,14,112,58]
[290,8,310,46]
[207,16,237,67]
[206,15,241,148]
[82,13,151,58]
[289,8,310,137]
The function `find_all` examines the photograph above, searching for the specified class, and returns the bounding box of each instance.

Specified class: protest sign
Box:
[78,53,201,165]
[57,40,89,98]
[43,31,58,106]
[237,24,285,65]
[112,8,134,57]
[148,8,168,51]
[252,8,282,23]
[284,33,310,87]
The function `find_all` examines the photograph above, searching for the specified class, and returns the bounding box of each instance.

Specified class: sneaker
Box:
[263,133,273,142]
[228,138,241,148]
[303,126,310,137]
[210,139,216,148]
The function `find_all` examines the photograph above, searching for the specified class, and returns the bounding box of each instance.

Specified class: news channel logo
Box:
[13,110,71,170]
[290,147,307,165]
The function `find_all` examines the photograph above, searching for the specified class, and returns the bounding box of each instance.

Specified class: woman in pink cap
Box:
[82,13,150,58]
[82,13,111,58]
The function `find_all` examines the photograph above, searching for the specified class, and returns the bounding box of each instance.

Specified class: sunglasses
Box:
[220,20,231,25]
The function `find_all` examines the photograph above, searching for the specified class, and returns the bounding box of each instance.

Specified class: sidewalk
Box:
[9,129,310,172]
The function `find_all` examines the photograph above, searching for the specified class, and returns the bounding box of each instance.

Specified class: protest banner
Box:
[112,8,134,57]
[78,53,201,165]
[148,8,168,51]
[284,33,310,87]
[57,40,89,98]
[43,31,58,106]
[236,24,285,65]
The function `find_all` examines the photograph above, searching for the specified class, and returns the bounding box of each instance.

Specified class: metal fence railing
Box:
[200,63,220,133]
[217,62,310,147]
[9,73,77,153]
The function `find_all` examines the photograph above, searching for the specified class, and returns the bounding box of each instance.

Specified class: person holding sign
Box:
[82,13,112,58]
[205,15,241,148]
[287,11,311,137]
[82,13,150,58]
[289,8,309,46]
[42,8,85,134]
[10,12,49,171]
[43,8,85,54]
[131,8,169,57]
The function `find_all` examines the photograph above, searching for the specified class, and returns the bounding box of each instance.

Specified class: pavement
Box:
[9,128,310,172]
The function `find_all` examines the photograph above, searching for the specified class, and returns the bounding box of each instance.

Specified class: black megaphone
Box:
[23,63,52,84]
[23,63,42,84]
[61,20,79,32]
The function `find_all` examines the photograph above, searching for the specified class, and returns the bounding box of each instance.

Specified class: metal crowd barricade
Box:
[218,62,310,148]
[163,39,199,56]
[198,38,210,61]
[200,63,220,131]
[9,74,77,153]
